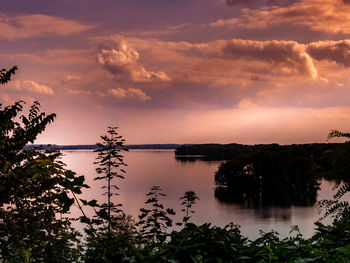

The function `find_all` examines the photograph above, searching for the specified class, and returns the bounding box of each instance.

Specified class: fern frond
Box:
[334,183,350,199]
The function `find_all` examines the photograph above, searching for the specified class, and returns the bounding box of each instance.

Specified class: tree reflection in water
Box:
[215,151,320,207]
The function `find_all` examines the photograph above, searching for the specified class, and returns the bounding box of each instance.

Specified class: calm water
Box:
[62,149,337,240]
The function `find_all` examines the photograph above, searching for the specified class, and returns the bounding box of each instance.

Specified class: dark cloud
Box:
[221,39,317,79]
[226,0,285,6]
[306,40,350,67]
[226,0,251,5]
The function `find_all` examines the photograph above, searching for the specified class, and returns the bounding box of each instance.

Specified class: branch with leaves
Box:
[319,129,350,223]
[138,186,176,244]
[0,65,17,84]
[179,191,199,225]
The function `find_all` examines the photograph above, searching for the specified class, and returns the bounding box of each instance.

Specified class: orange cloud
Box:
[0,13,93,40]
[107,87,151,101]
[63,74,83,83]
[211,0,350,34]
[65,88,90,95]
[127,88,151,101]
[97,35,170,82]
[20,80,54,95]
[181,39,317,79]
[108,88,127,98]
[8,80,54,95]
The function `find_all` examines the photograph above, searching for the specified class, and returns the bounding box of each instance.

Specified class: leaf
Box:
[96,209,109,220]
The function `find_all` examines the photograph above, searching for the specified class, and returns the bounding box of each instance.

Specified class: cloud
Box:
[226,0,257,5]
[225,0,288,6]
[306,40,350,67]
[6,80,54,95]
[65,88,90,95]
[20,80,54,95]
[80,36,350,109]
[224,39,317,78]
[63,74,83,83]
[97,35,170,82]
[124,23,192,37]
[1,49,94,66]
[0,13,93,40]
[107,88,151,101]
[190,39,318,79]
[4,80,55,95]
[128,88,151,101]
[211,0,350,35]
[108,88,127,98]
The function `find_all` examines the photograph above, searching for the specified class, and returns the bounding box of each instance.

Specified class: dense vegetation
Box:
[1,67,350,262]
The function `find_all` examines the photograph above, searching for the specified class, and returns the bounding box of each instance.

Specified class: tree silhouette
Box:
[0,66,17,84]
[0,102,87,261]
[0,67,88,261]
[179,191,199,224]
[93,126,128,233]
[138,186,176,243]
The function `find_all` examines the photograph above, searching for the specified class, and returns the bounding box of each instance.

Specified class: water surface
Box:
[62,149,336,239]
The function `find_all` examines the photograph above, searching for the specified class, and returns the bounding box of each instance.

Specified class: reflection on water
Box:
[175,156,207,162]
[62,149,338,239]
[214,154,321,207]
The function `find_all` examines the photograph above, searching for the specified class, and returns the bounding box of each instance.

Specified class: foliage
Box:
[0,69,89,262]
[317,129,350,223]
[121,222,350,263]
[179,191,199,225]
[0,101,56,185]
[84,214,137,263]
[0,101,88,262]
[138,186,176,244]
[82,127,137,262]
[320,142,350,182]
[89,126,128,233]
[0,65,17,84]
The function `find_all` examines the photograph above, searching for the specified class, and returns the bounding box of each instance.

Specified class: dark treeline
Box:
[175,143,339,161]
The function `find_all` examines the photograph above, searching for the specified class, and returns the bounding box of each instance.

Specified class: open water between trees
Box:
[62,149,340,239]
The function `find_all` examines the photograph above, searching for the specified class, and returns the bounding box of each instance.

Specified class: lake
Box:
[62,149,337,240]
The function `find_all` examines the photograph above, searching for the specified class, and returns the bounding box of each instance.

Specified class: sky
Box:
[2,0,350,145]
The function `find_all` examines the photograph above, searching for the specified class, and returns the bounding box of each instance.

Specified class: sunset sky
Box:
[2,0,350,145]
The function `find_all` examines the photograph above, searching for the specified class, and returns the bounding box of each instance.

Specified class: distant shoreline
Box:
[24,142,340,152]
[23,144,185,150]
